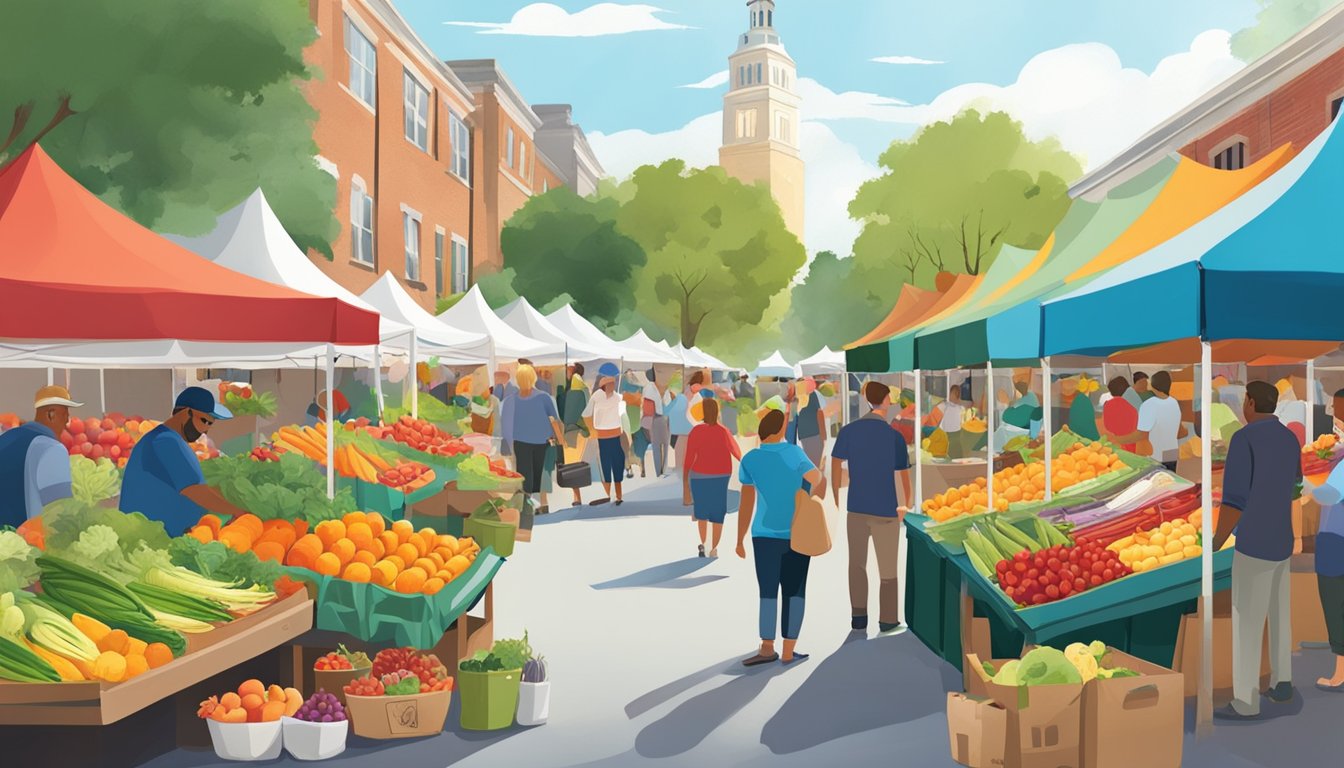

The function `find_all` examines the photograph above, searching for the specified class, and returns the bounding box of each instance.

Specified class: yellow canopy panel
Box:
[845,282,939,349]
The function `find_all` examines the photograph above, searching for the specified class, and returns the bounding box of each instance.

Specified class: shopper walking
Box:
[737,409,825,667]
[643,368,671,477]
[584,363,630,506]
[796,378,827,468]
[668,384,692,472]
[1307,391,1344,691]
[557,363,589,507]
[508,365,566,513]
[1213,380,1302,720]
[831,382,912,634]
[684,398,742,558]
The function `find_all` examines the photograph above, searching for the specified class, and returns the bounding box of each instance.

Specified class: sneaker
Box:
[709,548,718,558]
[851,615,869,631]
[878,622,907,635]
[698,544,705,558]
[1214,704,1259,721]
[1264,682,1296,703]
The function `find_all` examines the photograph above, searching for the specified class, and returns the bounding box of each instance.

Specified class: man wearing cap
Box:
[120,387,250,535]
[0,386,81,527]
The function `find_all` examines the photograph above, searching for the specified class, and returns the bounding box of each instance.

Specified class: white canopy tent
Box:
[753,351,799,379]
[496,297,608,362]
[545,305,641,362]
[358,273,492,365]
[616,330,683,366]
[437,286,558,363]
[797,346,846,376]
[673,343,731,371]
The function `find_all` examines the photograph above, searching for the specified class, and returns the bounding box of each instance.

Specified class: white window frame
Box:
[450,235,470,294]
[350,177,374,265]
[403,71,430,152]
[506,126,515,168]
[344,15,377,110]
[736,108,757,140]
[519,142,528,180]
[434,226,446,296]
[401,206,422,282]
[542,179,549,194]
[1209,136,1248,171]
[449,110,471,184]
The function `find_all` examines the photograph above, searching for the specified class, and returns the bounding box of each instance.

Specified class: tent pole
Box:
[1307,359,1317,439]
[64,368,71,390]
[1198,340,1214,733]
[914,370,923,512]
[373,342,385,424]
[325,344,336,500]
[1043,357,1053,502]
[986,362,995,511]
[46,367,53,386]
[98,368,106,414]
[410,332,419,420]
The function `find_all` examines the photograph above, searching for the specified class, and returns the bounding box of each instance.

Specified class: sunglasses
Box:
[192,410,214,428]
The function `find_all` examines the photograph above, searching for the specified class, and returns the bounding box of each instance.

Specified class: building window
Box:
[450,236,469,294]
[350,183,373,265]
[1333,96,1343,121]
[449,111,470,183]
[738,66,745,86]
[775,112,791,143]
[519,142,528,180]
[768,10,773,26]
[506,126,515,168]
[434,229,445,296]
[344,16,376,109]
[542,179,549,193]
[1212,141,1246,171]
[402,72,429,151]
[736,108,757,139]
[756,63,762,84]
[403,210,421,282]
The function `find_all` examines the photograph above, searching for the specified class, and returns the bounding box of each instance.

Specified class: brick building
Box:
[302,0,604,309]
[1070,6,1344,201]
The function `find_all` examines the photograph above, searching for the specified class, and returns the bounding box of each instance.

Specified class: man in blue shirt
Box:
[831,382,912,635]
[0,386,80,527]
[1213,380,1302,719]
[120,387,249,535]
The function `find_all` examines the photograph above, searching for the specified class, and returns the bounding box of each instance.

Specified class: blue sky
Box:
[396,1,1267,254]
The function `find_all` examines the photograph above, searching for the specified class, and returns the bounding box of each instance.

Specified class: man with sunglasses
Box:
[120,386,249,534]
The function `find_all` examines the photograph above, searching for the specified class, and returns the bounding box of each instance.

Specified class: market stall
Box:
[496,297,609,362]
[752,350,799,380]
[437,286,558,363]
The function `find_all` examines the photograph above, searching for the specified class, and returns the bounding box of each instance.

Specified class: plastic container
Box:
[345,689,452,740]
[516,681,550,726]
[457,667,521,731]
[282,716,349,761]
[206,719,283,761]
[464,517,516,557]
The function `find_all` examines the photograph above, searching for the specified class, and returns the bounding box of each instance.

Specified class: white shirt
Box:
[584,389,625,431]
[940,401,965,433]
[642,383,665,416]
[1137,395,1182,462]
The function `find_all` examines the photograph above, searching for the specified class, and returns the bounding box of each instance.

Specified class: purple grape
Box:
[333,712,346,721]
[321,714,333,723]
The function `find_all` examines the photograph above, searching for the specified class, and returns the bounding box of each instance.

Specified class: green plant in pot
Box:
[464,499,517,557]
[458,633,531,730]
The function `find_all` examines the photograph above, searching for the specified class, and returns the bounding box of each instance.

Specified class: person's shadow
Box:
[758,631,959,755]
[634,662,786,758]
[591,558,725,590]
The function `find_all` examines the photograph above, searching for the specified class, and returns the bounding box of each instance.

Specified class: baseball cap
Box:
[34,385,83,409]
[174,386,232,420]
[598,362,620,379]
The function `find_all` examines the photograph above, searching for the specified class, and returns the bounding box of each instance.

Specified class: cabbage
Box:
[0,531,40,593]
[991,659,1021,686]
[1097,667,1139,680]
[1017,647,1082,686]
[1064,643,1100,682]
[70,456,120,504]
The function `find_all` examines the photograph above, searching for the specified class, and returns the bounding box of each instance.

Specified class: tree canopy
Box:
[1231,0,1338,62]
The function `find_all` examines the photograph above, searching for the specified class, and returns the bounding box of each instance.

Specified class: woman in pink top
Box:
[683,398,742,558]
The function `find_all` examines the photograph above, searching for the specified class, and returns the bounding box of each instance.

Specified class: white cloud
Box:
[798,78,909,120]
[871,55,944,65]
[679,70,728,89]
[445,3,692,37]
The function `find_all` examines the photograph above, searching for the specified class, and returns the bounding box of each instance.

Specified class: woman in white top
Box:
[583,363,631,505]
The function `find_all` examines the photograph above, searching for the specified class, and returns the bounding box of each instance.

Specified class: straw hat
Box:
[34,385,83,409]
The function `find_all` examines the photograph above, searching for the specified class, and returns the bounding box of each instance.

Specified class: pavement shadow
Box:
[626,655,749,719]
[592,558,720,590]
[536,484,739,526]
[759,631,951,755]
[635,663,786,758]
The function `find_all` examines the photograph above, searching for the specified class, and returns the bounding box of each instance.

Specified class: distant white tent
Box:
[545,305,644,362]
[617,330,683,366]
[753,351,799,379]
[797,346,846,376]
[437,286,559,363]
[674,344,731,370]
[496,297,607,361]
[359,273,492,364]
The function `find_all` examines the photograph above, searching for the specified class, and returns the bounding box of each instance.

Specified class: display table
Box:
[921,459,989,497]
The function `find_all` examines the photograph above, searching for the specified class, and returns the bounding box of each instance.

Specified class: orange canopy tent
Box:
[0,146,379,346]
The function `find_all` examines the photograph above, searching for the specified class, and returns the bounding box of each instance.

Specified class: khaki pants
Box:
[847,514,902,625]
[1231,551,1292,715]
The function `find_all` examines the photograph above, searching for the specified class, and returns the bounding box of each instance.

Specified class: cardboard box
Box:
[409,483,504,520]
[961,617,994,685]
[1083,648,1183,768]
[1291,555,1329,649]
[1171,611,1270,697]
[345,690,451,740]
[966,657,1020,700]
[947,692,1008,768]
[967,654,1083,768]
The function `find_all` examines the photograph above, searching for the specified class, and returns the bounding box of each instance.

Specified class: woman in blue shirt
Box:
[509,365,567,512]
[736,409,825,667]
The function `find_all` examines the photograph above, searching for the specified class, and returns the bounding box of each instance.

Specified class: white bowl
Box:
[282,716,349,761]
[206,719,283,761]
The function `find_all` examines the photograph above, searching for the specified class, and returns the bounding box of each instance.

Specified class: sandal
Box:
[589,498,611,506]
[741,652,779,667]
[1317,679,1344,692]
[781,652,810,666]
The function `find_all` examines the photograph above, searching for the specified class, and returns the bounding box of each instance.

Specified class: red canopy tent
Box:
[0,145,379,345]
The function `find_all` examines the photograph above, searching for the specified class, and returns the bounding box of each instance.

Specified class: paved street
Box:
[148,469,1344,768]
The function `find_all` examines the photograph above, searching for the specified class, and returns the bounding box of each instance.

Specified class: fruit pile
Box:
[1072,486,1203,547]
[344,648,454,696]
[377,460,436,490]
[380,416,473,458]
[293,690,347,723]
[186,513,307,561]
[59,414,216,466]
[1303,433,1341,477]
[922,441,1128,522]
[314,644,369,672]
[249,444,283,462]
[1108,514,1203,573]
[995,538,1131,608]
[271,422,437,491]
[197,679,303,723]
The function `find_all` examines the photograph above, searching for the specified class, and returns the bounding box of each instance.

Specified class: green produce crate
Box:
[457,667,521,731]
[355,479,407,519]
[463,517,516,558]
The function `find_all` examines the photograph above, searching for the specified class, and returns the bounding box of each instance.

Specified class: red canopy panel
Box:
[0,146,379,346]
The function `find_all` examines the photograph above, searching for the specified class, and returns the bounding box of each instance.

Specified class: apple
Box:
[69,418,84,434]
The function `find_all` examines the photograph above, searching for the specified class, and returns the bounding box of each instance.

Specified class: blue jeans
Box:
[753,537,811,641]
[598,436,626,484]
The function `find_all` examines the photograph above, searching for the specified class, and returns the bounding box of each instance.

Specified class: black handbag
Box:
[556,461,592,489]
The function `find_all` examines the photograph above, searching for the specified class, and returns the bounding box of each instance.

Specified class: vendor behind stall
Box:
[120,387,249,535]
[0,386,80,527]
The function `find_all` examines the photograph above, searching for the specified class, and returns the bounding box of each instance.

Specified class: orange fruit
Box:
[267,684,287,702]
[294,533,323,556]
[124,654,149,679]
[383,555,406,571]
[413,557,438,575]
[285,546,315,570]
[342,562,372,583]
[316,520,346,548]
[422,577,445,595]
[437,534,459,550]
[435,569,454,582]
[346,522,373,550]
[416,529,437,555]
[371,539,386,559]
[391,519,414,543]
[428,553,446,569]
[233,514,264,539]
[395,567,427,594]
[221,692,242,710]
[367,512,386,537]
[188,526,214,544]
[371,560,398,587]
[238,679,266,699]
[200,514,223,536]
[219,528,253,554]
[395,543,420,565]
[330,538,356,565]
[342,511,367,528]
[352,549,377,567]
[379,531,400,555]
[145,643,173,669]
[314,552,341,576]
[445,555,471,576]
[253,541,286,563]
[261,700,286,722]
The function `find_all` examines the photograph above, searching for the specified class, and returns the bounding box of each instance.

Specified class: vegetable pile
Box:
[460,633,532,673]
[345,647,454,696]
[983,641,1138,687]
[202,453,356,523]
[69,456,121,504]
[315,645,369,671]
[994,537,1131,608]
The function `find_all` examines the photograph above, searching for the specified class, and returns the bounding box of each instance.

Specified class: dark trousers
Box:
[514,441,548,494]
[1320,573,1344,656]
[753,536,811,641]
[597,436,626,483]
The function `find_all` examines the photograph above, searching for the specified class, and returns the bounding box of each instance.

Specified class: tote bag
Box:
[790,488,831,556]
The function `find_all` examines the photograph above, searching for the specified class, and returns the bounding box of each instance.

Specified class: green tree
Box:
[850,111,1079,292]
[615,161,805,348]
[781,251,888,358]
[1231,0,1340,62]
[0,0,336,255]
[500,187,646,324]
[436,268,520,314]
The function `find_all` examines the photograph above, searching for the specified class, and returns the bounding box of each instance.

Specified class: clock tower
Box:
[719,0,805,241]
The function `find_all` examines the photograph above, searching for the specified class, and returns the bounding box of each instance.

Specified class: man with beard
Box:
[120,387,250,534]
